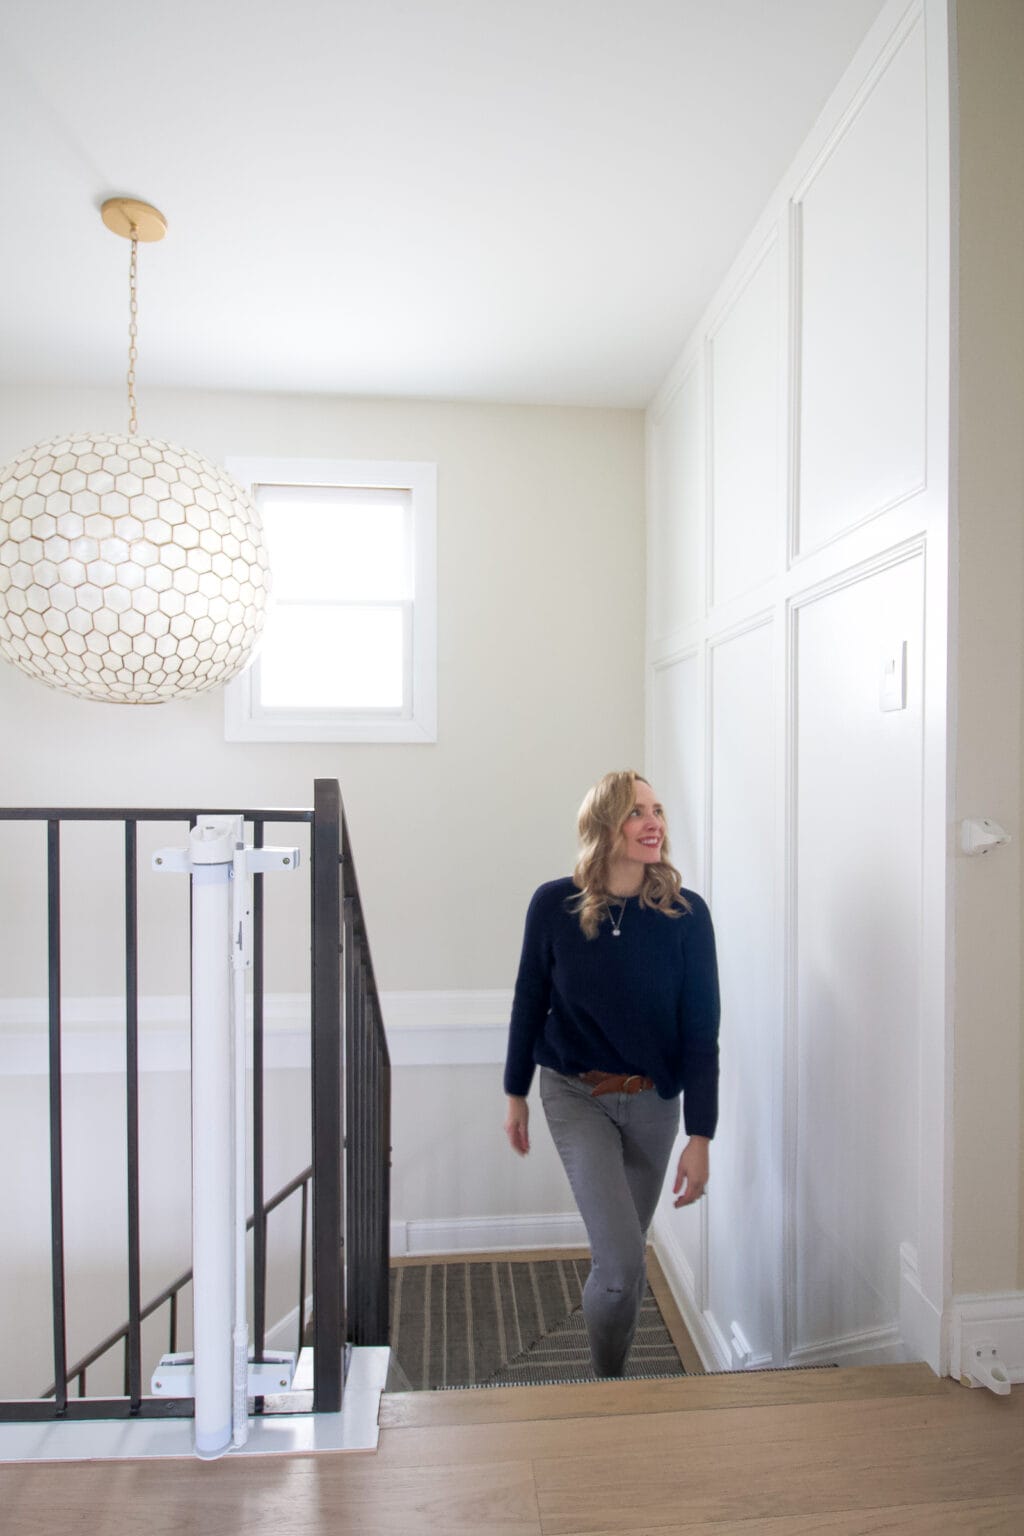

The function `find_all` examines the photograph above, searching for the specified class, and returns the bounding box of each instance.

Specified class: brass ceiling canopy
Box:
[100,196,167,242]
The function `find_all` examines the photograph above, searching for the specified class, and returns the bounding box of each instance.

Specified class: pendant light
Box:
[0,198,270,704]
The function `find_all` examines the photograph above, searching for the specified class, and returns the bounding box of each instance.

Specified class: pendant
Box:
[612,927,621,937]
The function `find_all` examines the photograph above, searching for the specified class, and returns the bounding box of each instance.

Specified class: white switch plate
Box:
[880,641,907,711]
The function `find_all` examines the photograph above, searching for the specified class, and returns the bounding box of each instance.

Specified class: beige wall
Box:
[952,0,1024,1295]
[0,385,642,1374]
[0,383,646,994]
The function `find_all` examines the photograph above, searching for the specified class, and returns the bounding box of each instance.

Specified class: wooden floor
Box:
[3,1363,1022,1533]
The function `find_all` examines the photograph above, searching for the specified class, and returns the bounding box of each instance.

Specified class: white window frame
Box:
[224,456,437,743]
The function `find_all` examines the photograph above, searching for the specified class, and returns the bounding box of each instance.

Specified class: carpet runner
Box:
[388,1256,686,1390]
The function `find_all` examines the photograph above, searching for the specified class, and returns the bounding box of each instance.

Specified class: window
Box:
[224,457,436,742]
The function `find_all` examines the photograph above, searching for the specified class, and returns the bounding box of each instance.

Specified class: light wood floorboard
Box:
[568,1498,1024,1535]
[531,1389,1024,1533]
[375,1384,1008,1468]
[0,1454,543,1536]
[2,1368,1019,1535]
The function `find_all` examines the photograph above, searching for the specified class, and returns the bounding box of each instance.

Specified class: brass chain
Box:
[127,234,139,435]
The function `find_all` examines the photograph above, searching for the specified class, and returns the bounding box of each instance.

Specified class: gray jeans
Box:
[539,1066,681,1377]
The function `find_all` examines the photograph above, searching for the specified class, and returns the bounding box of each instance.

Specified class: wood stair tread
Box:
[379,1360,950,1428]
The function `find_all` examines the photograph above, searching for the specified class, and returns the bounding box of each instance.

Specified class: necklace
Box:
[606,898,628,937]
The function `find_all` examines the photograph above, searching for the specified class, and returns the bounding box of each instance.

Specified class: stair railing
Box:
[0,778,390,1422]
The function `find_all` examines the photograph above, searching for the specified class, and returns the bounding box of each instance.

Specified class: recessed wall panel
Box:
[650,650,704,1286]
[793,554,923,1353]
[707,622,776,1364]
[651,651,703,892]
[796,18,927,552]
[649,367,705,645]
[710,244,780,607]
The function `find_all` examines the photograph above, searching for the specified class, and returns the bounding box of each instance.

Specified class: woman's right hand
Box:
[504,1095,530,1156]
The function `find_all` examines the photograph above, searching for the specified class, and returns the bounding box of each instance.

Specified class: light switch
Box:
[880,641,907,712]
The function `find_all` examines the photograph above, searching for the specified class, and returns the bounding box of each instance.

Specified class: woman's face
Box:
[614,779,666,869]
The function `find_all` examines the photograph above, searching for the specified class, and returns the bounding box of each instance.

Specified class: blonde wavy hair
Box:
[571,769,690,939]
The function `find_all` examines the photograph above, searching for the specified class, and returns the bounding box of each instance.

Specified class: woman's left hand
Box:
[673,1136,710,1207]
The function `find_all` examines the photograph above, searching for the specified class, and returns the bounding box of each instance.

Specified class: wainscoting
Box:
[645,0,953,1375]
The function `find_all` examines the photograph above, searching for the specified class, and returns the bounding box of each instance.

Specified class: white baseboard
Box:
[785,1325,906,1369]
[651,1218,731,1372]
[950,1291,1024,1390]
[390,1212,586,1257]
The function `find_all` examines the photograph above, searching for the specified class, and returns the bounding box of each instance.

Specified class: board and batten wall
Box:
[0,387,644,1395]
[646,0,957,1374]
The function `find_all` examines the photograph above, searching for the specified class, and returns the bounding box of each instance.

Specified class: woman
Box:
[503,769,720,1378]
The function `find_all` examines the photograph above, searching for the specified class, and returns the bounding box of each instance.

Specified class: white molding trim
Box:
[900,1241,945,1374]
[0,989,513,1075]
[389,1212,586,1258]
[384,990,511,1066]
[949,1291,1024,1390]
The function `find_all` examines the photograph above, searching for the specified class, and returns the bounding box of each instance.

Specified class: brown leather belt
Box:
[580,1070,655,1097]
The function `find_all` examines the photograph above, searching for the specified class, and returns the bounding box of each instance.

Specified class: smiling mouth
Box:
[639,837,661,848]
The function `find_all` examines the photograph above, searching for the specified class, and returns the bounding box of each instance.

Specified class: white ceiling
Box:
[0,0,887,409]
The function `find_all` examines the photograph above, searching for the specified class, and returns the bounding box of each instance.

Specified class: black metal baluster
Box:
[46,820,68,1415]
[342,898,357,1343]
[359,962,371,1345]
[298,1178,309,1354]
[311,780,343,1411]
[348,952,367,1344]
[124,821,143,1411]
[379,1016,392,1344]
[169,1291,178,1354]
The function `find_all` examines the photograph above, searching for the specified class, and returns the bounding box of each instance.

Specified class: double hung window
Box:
[224,458,436,742]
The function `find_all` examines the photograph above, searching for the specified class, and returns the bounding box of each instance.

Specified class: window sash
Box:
[251,600,412,716]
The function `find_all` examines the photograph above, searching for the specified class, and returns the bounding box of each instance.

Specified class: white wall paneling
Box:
[708,239,783,610]
[706,618,778,1367]
[793,6,928,557]
[649,648,707,1305]
[648,363,706,652]
[648,0,953,1373]
[789,549,925,1362]
[650,650,705,894]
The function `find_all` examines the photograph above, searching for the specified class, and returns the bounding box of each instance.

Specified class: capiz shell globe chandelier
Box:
[0,198,270,704]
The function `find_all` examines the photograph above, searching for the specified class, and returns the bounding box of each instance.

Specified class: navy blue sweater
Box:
[503,878,720,1138]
